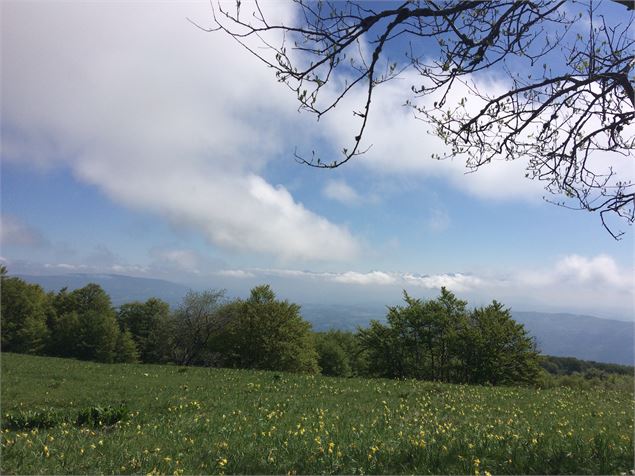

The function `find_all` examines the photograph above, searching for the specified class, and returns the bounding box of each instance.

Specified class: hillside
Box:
[513,311,634,365]
[1,353,633,475]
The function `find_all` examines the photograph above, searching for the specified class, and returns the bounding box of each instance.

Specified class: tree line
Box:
[540,355,634,378]
[2,266,547,386]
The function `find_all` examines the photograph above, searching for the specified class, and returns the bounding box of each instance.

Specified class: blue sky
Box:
[1,1,633,319]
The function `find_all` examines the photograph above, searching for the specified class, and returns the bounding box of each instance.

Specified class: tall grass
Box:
[1,353,633,474]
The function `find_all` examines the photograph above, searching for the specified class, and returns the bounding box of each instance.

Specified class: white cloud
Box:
[403,273,483,292]
[323,179,362,205]
[5,250,632,316]
[317,73,547,202]
[148,4,559,206]
[555,254,622,285]
[1,1,359,263]
[216,269,256,279]
[518,254,632,291]
[317,66,634,208]
[506,253,634,317]
[331,271,397,286]
[44,263,86,271]
[213,267,482,291]
[40,262,151,275]
[110,264,151,275]
[205,253,633,314]
[213,254,634,295]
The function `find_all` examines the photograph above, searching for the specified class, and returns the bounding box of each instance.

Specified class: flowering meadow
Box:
[1,353,633,474]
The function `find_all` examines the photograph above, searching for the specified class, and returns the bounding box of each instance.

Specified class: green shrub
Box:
[2,404,130,431]
[75,404,130,427]
[2,408,63,430]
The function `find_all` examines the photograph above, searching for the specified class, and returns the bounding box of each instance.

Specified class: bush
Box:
[75,404,130,427]
[316,336,351,377]
[2,408,63,430]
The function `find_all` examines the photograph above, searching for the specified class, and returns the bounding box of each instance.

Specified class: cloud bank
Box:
[3,250,631,317]
[213,253,633,315]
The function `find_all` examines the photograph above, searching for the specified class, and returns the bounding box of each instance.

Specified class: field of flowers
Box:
[1,353,633,474]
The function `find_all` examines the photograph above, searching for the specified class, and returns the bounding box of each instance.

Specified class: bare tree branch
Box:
[210,0,635,238]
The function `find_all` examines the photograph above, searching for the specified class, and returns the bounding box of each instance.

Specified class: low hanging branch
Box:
[209,1,634,238]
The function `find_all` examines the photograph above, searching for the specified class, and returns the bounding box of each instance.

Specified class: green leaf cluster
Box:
[358,288,540,385]
[215,285,319,373]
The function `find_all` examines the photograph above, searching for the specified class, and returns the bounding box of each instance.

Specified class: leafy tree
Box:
[48,288,79,357]
[460,301,540,385]
[211,1,634,236]
[80,310,120,363]
[114,329,140,363]
[71,283,113,314]
[418,287,468,381]
[72,285,119,363]
[315,331,352,377]
[170,290,230,366]
[48,284,119,363]
[357,320,403,379]
[315,329,368,377]
[217,285,319,373]
[48,311,81,358]
[357,288,539,385]
[143,314,176,364]
[0,274,50,354]
[117,298,170,362]
[360,289,467,380]
[49,287,76,316]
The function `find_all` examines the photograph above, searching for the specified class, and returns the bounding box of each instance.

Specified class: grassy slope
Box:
[1,353,633,475]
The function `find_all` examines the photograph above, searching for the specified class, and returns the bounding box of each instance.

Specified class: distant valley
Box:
[18,273,634,365]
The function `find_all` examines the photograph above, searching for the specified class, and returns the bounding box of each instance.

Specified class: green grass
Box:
[1,353,633,475]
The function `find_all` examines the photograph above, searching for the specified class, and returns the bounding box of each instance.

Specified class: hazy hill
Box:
[15,273,634,365]
[513,311,634,366]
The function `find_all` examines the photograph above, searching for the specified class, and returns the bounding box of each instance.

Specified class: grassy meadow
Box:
[1,353,633,475]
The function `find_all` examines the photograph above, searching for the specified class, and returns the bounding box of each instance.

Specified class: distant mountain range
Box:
[16,273,634,365]
[513,312,634,366]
